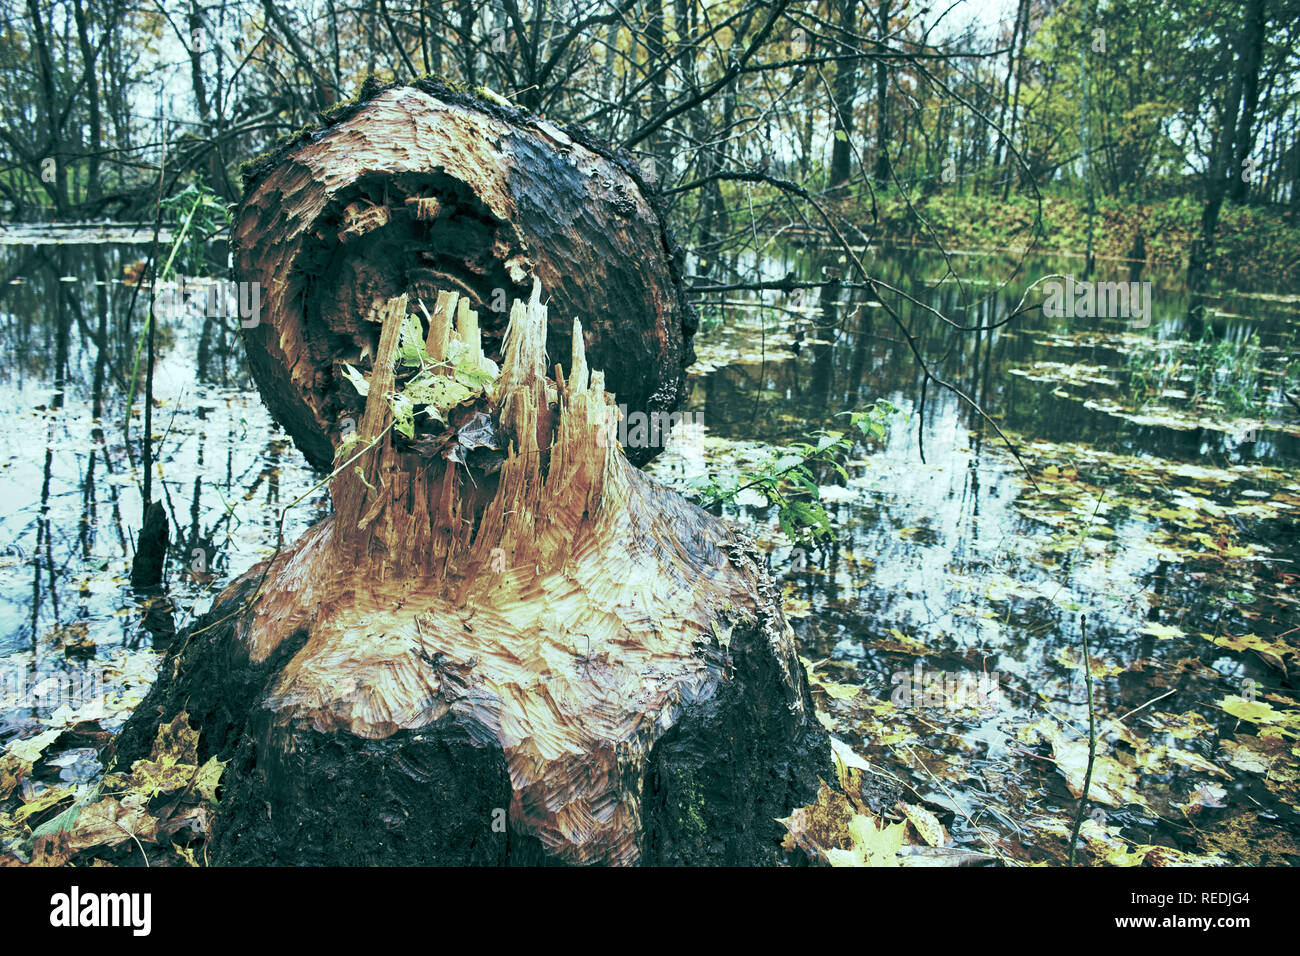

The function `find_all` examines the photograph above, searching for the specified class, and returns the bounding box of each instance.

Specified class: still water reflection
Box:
[2,239,1297,863]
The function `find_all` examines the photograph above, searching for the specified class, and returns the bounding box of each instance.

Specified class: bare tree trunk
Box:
[26,0,69,215]
[1001,0,1031,200]
[1189,0,1265,296]
[644,0,668,162]
[872,0,892,183]
[1228,0,1268,204]
[72,0,105,207]
[828,0,859,194]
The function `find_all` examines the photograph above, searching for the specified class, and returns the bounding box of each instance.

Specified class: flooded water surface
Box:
[2,239,1297,864]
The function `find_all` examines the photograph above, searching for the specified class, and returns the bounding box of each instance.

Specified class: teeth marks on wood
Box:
[404,196,442,221]
[337,200,390,244]
[193,286,819,863]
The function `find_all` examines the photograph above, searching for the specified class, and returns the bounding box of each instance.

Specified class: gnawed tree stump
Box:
[234,79,696,470]
[109,283,827,865]
[110,86,824,862]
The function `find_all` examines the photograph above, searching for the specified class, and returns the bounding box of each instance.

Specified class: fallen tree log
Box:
[110,285,827,864]
[234,79,697,470]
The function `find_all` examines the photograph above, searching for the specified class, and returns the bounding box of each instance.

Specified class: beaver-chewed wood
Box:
[233,80,696,471]
[108,285,827,865]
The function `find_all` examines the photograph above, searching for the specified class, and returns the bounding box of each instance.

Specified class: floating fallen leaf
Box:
[1220,735,1279,773]
[778,780,855,862]
[898,845,998,867]
[1183,784,1229,811]
[12,784,76,826]
[1200,632,1298,671]
[899,801,946,847]
[1217,695,1282,725]
[1141,845,1230,867]
[829,737,875,775]
[26,832,73,867]
[1139,622,1184,640]
[1054,646,1123,677]
[193,757,226,803]
[1154,710,1215,741]
[1042,725,1148,808]
[61,794,158,852]
[877,627,931,656]
[1146,744,1233,780]
[6,728,63,763]
[825,812,906,867]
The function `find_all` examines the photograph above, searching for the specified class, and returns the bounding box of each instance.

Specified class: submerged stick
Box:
[1066,612,1097,865]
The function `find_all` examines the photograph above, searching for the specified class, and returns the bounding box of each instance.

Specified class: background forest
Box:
[3,0,1300,285]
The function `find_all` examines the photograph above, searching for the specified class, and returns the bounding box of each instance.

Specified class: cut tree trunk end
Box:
[234,80,697,471]
[108,284,828,865]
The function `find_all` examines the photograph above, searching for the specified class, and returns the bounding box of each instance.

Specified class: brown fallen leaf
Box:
[64,794,159,852]
[777,780,855,862]
[0,754,30,801]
